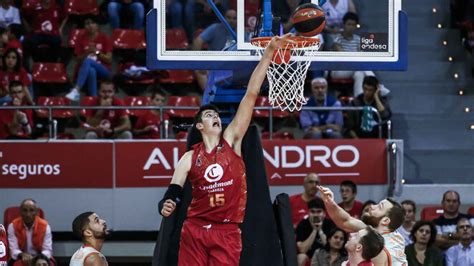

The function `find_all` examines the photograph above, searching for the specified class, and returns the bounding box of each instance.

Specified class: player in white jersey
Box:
[70,212,109,266]
[318,186,407,266]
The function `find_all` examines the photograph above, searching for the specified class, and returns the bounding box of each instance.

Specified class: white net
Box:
[252,37,320,112]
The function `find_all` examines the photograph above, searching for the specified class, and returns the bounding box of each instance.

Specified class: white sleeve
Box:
[13,8,20,25]
[41,224,53,259]
[7,223,21,260]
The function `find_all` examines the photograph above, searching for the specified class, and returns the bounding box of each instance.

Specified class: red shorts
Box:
[178,218,242,266]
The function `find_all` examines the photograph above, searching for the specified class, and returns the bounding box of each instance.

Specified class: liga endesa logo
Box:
[360,33,388,52]
[0,151,61,180]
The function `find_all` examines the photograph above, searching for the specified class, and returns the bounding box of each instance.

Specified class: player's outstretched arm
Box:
[224,34,294,146]
[159,151,193,217]
[317,186,366,232]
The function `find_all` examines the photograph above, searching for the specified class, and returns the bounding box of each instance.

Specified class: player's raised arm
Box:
[224,34,293,145]
[317,186,366,232]
[158,150,193,217]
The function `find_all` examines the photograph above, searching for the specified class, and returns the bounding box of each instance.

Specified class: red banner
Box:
[262,139,387,185]
[0,142,113,188]
[115,141,187,187]
[0,140,387,188]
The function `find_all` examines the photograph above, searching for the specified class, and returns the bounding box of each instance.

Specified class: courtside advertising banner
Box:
[0,140,387,188]
[0,142,113,188]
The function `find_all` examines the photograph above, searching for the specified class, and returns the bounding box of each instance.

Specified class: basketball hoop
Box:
[251,36,321,112]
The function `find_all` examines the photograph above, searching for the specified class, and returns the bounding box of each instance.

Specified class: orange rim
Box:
[250,36,320,49]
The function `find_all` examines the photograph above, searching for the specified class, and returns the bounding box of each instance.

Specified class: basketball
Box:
[291,3,326,37]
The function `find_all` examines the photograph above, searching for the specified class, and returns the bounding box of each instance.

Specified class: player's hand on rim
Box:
[267,33,296,51]
[161,199,177,217]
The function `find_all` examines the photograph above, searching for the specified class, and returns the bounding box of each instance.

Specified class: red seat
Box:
[261,131,295,140]
[468,206,474,216]
[79,96,96,117]
[21,0,40,15]
[421,206,444,221]
[32,63,68,83]
[158,70,194,84]
[36,96,74,119]
[253,96,291,119]
[166,28,188,49]
[64,0,99,15]
[338,96,354,105]
[4,206,45,227]
[124,96,150,117]
[112,29,146,50]
[68,29,85,48]
[166,96,200,118]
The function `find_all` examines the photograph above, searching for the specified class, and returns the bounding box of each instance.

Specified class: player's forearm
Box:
[325,200,354,229]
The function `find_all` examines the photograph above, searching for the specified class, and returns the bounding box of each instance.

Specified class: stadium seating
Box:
[64,0,99,15]
[79,96,96,118]
[32,63,68,84]
[158,70,194,85]
[165,96,200,119]
[165,28,188,50]
[112,29,146,50]
[36,96,74,119]
[253,96,292,119]
[124,96,150,117]
[420,206,444,221]
[261,131,295,140]
[68,29,85,48]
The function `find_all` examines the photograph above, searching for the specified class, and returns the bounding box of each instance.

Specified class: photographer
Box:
[296,198,336,266]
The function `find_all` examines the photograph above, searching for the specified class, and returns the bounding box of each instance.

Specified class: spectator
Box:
[32,254,50,266]
[361,200,376,216]
[296,198,336,266]
[405,221,444,266]
[0,81,33,139]
[0,48,33,104]
[338,180,363,218]
[445,218,474,266]
[70,212,109,266]
[433,190,474,250]
[22,0,67,64]
[321,0,357,49]
[343,226,385,266]
[192,9,237,51]
[310,228,348,266]
[289,172,321,228]
[84,80,132,139]
[0,0,20,29]
[346,76,392,138]
[4,23,23,56]
[330,12,391,97]
[7,199,52,265]
[397,200,417,246]
[132,90,169,139]
[66,16,112,101]
[166,0,183,28]
[300,77,343,139]
[107,0,145,30]
[0,224,7,265]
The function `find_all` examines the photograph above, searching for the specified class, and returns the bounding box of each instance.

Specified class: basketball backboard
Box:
[146,0,407,70]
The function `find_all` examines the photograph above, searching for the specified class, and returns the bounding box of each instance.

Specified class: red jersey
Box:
[0,68,31,91]
[338,200,363,218]
[31,4,63,36]
[187,139,247,224]
[0,103,34,139]
[289,193,309,227]
[0,224,7,265]
[85,97,128,128]
[74,32,113,68]
[133,111,168,139]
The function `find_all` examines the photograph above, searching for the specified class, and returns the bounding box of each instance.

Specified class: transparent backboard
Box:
[146,0,407,70]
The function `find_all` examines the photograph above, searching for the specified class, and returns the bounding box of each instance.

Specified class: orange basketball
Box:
[291,3,326,37]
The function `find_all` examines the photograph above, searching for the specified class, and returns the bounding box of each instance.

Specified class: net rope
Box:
[252,38,321,112]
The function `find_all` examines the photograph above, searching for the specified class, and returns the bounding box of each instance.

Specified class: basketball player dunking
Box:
[158,34,293,266]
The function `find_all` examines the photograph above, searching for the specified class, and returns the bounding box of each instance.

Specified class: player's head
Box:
[361,198,404,232]
[345,226,384,261]
[303,172,320,196]
[72,212,109,241]
[342,12,358,34]
[340,180,357,204]
[193,104,221,136]
[311,78,328,101]
[307,198,326,223]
